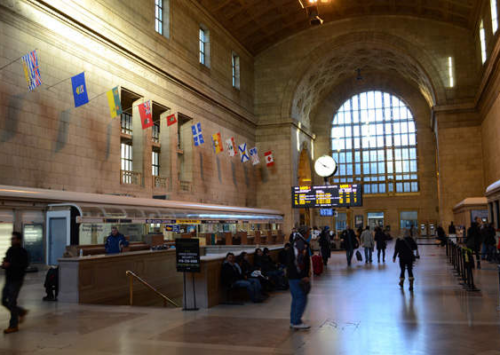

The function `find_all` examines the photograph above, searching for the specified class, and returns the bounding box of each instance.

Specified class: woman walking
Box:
[393,229,418,291]
[318,226,331,266]
[374,227,387,263]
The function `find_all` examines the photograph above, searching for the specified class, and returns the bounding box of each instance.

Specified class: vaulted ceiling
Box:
[196,0,481,54]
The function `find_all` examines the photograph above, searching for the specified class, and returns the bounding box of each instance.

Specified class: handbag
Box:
[356,250,363,261]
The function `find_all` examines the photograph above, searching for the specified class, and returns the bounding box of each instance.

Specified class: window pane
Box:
[331,91,419,194]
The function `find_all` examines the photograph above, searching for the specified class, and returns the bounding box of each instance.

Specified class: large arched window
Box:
[331,91,419,194]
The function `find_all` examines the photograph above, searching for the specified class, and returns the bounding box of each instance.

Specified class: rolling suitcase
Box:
[312,254,323,275]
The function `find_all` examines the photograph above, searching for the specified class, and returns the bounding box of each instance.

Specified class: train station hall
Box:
[2,0,500,354]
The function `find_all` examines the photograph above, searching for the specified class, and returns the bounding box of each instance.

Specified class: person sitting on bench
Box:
[221,253,264,303]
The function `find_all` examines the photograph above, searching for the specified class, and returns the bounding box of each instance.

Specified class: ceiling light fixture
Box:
[298,0,324,26]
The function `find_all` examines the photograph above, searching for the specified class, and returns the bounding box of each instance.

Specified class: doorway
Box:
[367,212,384,230]
[46,211,70,265]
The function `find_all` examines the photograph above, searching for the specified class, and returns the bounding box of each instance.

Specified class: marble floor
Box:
[1,244,500,355]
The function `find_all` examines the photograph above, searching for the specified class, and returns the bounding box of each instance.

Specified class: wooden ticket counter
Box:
[58,249,183,306]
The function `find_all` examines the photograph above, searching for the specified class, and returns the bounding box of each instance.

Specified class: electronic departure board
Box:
[292,184,363,208]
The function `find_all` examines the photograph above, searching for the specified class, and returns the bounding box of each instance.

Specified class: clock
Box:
[314,155,337,178]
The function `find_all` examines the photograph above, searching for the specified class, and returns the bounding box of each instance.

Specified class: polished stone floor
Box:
[1,244,500,355]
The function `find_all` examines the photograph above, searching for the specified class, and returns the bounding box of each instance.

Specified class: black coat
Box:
[393,237,418,262]
[341,229,358,251]
[286,235,310,280]
[318,231,331,258]
[3,246,29,282]
[466,224,481,251]
[221,261,243,287]
[374,230,387,249]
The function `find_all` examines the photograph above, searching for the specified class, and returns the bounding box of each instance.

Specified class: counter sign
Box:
[175,239,201,273]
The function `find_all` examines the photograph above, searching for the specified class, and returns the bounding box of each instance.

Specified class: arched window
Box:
[331,91,419,194]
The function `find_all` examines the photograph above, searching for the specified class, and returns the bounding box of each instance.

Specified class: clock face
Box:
[314,155,337,178]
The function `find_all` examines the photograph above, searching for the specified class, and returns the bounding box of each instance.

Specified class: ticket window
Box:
[367,212,384,230]
[335,213,347,232]
[400,211,418,234]
[0,210,14,260]
[23,211,45,264]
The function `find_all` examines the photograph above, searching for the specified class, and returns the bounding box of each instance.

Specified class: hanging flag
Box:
[138,100,153,129]
[71,72,89,108]
[212,132,224,154]
[106,86,122,118]
[226,137,237,157]
[239,143,249,163]
[166,113,177,126]
[191,122,204,146]
[21,50,42,91]
[249,147,260,165]
[265,151,274,167]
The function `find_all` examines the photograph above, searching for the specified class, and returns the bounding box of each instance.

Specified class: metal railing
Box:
[446,240,480,292]
[121,170,142,185]
[179,180,192,192]
[125,270,180,307]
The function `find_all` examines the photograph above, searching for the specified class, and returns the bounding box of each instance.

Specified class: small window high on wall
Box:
[199,26,210,67]
[480,20,487,64]
[155,0,170,38]
[492,0,498,34]
[331,91,419,195]
[232,52,240,89]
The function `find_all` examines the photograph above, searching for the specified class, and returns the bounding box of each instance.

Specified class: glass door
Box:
[367,212,384,230]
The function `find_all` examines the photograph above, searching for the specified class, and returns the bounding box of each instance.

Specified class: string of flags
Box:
[4,49,276,168]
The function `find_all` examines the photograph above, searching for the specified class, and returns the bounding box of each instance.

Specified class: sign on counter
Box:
[175,239,201,273]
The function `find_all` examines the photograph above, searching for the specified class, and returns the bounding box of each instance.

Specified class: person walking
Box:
[2,232,29,334]
[483,223,496,262]
[360,226,374,264]
[436,224,447,247]
[466,221,482,269]
[374,226,387,263]
[341,225,358,267]
[393,230,418,291]
[286,226,311,330]
[318,226,331,266]
[448,221,456,235]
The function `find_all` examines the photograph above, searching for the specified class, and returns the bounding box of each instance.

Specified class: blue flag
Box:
[191,122,204,147]
[71,72,89,108]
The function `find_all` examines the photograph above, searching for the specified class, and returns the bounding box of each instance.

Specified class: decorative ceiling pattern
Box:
[291,46,435,127]
[197,0,479,54]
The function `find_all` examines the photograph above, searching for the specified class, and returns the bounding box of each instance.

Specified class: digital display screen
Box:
[292,184,363,208]
[320,209,334,216]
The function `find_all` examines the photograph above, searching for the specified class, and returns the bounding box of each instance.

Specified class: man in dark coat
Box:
[318,227,331,266]
[466,222,482,269]
[341,225,358,267]
[2,232,29,334]
[393,230,418,291]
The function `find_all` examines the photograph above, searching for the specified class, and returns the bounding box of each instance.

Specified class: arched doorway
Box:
[298,148,312,226]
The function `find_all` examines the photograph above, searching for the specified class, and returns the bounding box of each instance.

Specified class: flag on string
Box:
[21,50,42,91]
[106,86,122,119]
[191,122,204,146]
[166,113,177,126]
[249,147,260,165]
[239,143,249,163]
[71,72,89,108]
[138,100,153,129]
[226,137,237,157]
[265,151,274,167]
[212,132,224,154]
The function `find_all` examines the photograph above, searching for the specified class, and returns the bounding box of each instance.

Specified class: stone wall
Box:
[0,0,258,207]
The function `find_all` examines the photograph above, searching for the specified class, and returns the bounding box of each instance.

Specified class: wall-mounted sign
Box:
[177,219,201,225]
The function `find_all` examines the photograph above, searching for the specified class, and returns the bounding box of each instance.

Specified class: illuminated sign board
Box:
[292,184,363,208]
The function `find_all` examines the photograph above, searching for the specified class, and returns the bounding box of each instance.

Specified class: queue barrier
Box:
[446,239,480,292]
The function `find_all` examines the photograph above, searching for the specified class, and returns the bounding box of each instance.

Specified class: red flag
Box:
[138,101,153,129]
[265,151,274,167]
[166,113,177,126]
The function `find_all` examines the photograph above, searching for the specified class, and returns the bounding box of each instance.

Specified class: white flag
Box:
[249,147,260,165]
